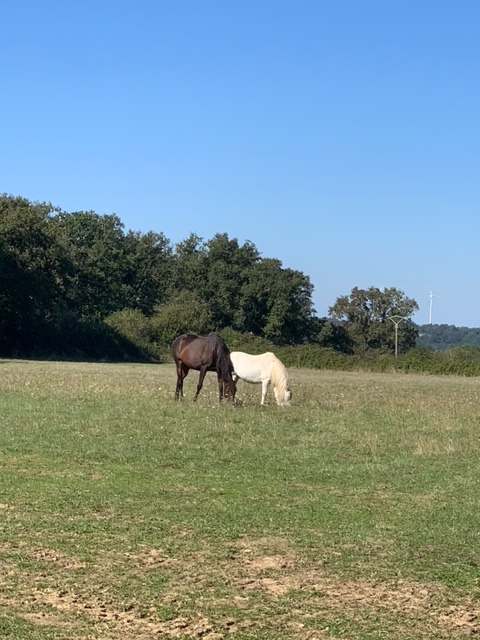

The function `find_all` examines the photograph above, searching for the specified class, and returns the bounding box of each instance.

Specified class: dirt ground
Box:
[1,536,479,639]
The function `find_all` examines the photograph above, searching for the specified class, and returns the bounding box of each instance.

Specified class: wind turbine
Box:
[427,290,438,325]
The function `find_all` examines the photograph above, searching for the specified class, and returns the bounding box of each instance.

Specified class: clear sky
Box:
[3,1,479,327]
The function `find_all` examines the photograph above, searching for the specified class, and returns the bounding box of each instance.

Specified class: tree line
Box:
[416,324,480,351]
[1,194,421,361]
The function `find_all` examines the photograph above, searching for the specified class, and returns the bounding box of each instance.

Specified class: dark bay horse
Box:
[171,333,236,404]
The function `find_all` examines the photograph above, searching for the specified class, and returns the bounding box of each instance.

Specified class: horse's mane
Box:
[218,350,233,380]
[265,352,289,397]
[215,339,234,382]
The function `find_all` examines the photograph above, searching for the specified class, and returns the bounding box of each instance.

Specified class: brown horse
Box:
[171,333,236,404]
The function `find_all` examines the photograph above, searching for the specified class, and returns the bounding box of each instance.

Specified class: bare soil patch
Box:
[2,538,479,639]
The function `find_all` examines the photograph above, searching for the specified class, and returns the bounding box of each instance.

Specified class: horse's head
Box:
[274,385,292,407]
[224,377,237,405]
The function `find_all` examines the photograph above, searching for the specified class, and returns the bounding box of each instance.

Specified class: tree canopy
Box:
[1,194,436,361]
[0,194,319,357]
[328,286,419,354]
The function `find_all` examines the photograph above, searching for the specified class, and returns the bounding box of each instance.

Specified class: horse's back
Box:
[172,333,197,360]
[172,333,229,370]
[172,333,200,348]
[231,351,275,367]
[230,351,272,383]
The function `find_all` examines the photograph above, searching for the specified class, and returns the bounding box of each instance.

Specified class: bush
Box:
[105,309,158,361]
[149,295,214,351]
[218,328,274,353]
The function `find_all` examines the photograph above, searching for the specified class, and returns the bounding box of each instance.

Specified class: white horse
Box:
[230,351,292,407]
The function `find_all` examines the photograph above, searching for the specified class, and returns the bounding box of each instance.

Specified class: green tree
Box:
[171,233,209,298]
[0,194,72,353]
[52,211,130,318]
[203,233,260,329]
[123,230,174,314]
[239,258,316,344]
[309,317,354,353]
[328,286,419,353]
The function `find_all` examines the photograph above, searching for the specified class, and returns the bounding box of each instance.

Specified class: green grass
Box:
[1,360,480,638]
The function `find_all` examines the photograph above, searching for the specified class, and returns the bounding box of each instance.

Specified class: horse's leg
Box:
[194,366,208,401]
[217,373,224,402]
[174,361,181,400]
[261,379,270,405]
[175,362,189,400]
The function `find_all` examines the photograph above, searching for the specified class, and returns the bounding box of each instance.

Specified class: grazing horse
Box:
[230,351,292,407]
[171,334,236,404]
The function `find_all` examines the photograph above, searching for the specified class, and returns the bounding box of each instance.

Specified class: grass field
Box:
[1,359,480,639]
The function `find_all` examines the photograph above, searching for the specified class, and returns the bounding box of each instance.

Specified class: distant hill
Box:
[416,324,480,350]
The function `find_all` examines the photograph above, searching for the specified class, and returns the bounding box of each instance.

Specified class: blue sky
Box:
[3,1,479,327]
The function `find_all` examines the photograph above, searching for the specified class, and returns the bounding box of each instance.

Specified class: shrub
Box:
[149,295,214,351]
[105,309,158,360]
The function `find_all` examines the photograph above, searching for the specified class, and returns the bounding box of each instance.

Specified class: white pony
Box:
[230,351,292,407]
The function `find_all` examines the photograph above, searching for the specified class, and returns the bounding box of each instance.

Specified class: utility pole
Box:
[389,315,407,358]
